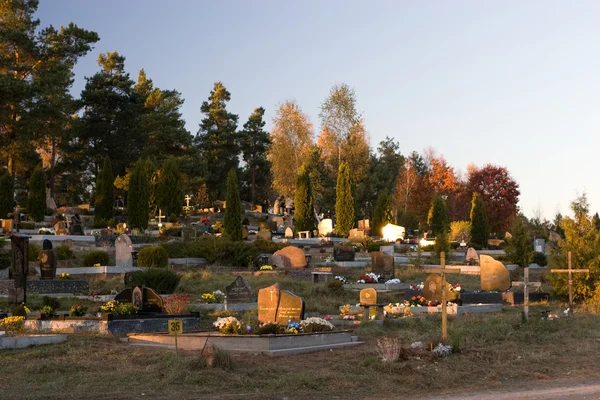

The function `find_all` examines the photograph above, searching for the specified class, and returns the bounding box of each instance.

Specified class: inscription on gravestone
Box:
[225,276,252,303]
[371,252,394,276]
[360,288,377,304]
[275,290,305,325]
[39,239,57,280]
[423,274,458,302]
[258,283,280,324]
[334,246,355,262]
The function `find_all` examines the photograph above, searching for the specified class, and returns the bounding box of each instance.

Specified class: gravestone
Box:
[272,216,284,227]
[371,251,394,276]
[465,247,479,265]
[480,255,511,291]
[379,245,394,257]
[275,290,305,325]
[69,213,84,235]
[358,219,370,231]
[534,238,546,253]
[225,276,252,303]
[348,228,365,242]
[114,286,164,312]
[317,219,333,236]
[259,221,277,232]
[423,274,459,302]
[272,246,307,268]
[258,283,280,324]
[381,223,405,241]
[360,288,377,304]
[271,254,292,269]
[115,234,133,267]
[182,227,197,241]
[1,219,13,234]
[273,200,281,215]
[39,239,57,280]
[284,227,294,238]
[54,221,67,235]
[257,230,272,241]
[9,234,29,304]
[333,246,356,262]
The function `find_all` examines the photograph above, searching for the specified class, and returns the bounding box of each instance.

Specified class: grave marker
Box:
[465,247,479,265]
[426,252,461,344]
[550,251,589,315]
[370,251,394,276]
[284,227,293,238]
[39,239,57,280]
[257,283,280,324]
[9,234,30,304]
[115,234,133,267]
[334,246,355,262]
[225,276,252,303]
[275,291,305,325]
[512,267,542,320]
[480,255,511,291]
[318,219,333,236]
[360,288,377,305]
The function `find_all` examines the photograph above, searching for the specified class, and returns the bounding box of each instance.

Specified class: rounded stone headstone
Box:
[466,247,479,265]
[284,227,294,238]
[273,246,307,268]
[360,288,377,305]
[423,274,458,302]
[480,255,511,291]
[42,239,53,250]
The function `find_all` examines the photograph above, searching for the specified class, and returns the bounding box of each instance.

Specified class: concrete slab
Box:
[0,334,67,349]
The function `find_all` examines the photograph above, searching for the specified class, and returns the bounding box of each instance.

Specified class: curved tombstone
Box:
[480,255,511,291]
[465,247,479,265]
[273,246,307,268]
[423,274,459,302]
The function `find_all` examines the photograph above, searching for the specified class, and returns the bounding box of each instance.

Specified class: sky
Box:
[36,1,600,220]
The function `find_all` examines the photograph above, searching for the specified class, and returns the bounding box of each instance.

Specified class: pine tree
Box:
[27,167,46,222]
[240,107,271,203]
[470,192,490,247]
[194,82,239,200]
[428,193,450,237]
[372,190,393,237]
[157,158,182,218]
[335,161,354,236]
[224,169,243,241]
[94,157,114,222]
[128,160,150,231]
[0,171,13,219]
[505,216,533,268]
[593,212,600,232]
[293,166,314,233]
[434,230,450,259]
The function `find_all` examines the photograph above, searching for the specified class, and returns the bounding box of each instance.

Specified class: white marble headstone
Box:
[318,219,333,236]
[115,234,133,267]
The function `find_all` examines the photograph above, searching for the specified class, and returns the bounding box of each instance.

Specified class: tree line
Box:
[1,1,522,240]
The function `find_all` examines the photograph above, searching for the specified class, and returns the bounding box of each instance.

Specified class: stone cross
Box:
[155,209,164,228]
[185,195,191,208]
[512,267,542,320]
[550,251,589,315]
[426,252,461,344]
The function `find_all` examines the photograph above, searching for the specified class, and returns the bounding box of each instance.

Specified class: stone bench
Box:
[359,303,388,321]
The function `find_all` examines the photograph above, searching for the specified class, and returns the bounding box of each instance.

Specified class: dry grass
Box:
[1,304,600,399]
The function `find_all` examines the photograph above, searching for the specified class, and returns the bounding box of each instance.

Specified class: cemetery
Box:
[2,2,600,398]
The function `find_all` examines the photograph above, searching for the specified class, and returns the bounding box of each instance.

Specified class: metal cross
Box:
[512,267,542,320]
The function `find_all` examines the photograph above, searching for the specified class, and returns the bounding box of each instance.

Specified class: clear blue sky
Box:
[37,1,600,220]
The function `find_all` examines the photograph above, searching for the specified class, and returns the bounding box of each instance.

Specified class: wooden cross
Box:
[427,252,461,344]
[512,267,542,320]
[155,209,164,228]
[550,251,589,314]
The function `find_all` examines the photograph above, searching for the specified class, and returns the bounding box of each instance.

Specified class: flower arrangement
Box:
[432,343,453,357]
[323,315,332,321]
[339,304,362,320]
[213,290,225,303]
[449,283,461,292]
[409,295,428,307]
[200,218,210,225]
[213,316,242,334]
[410,282,425,291]
[99,300,138,315]
[39,305,56,318]
[38,227,54,235]
[357,273,381,284]
[334,276,347,284]
[301,317,334,332]
[325,256,333,263]
[342,315,356,320]
[260,265,273,271]
[69,304,87,317]
[285,321,300,334]
[201,293,216,304]
[385,278,401,284]
[94,263,101,267]
[0,316,25,335]
[58,272,72,280]
[162,293,190,314]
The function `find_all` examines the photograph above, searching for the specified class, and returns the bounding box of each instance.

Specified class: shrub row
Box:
[161,238,260,267]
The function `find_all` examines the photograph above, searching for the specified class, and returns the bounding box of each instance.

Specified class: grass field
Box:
[1,304,599,400]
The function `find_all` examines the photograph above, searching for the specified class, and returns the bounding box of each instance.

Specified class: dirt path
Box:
[416,380,600,400]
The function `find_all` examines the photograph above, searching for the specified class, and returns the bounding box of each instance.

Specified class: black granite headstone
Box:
[225,275,252,303]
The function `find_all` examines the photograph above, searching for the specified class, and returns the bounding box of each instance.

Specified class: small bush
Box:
[69,304,87,317]
[251,240,290,254]
[532,252,548,267]
[11,303,30,317]
[161,238,258,267]
[327,279,344,293]
[0,252,9,269]
[28,243,41,262]
[420,244,435,251]
[42,296,61,311]
[128,268,181,294]
[19,221,35,229]
[39,305,56,317]
[138,246,168,268]
[83,250,110,266]
[55,244,74,260]
[160,227,182,237]
[168,213,178,223]
[256,323,280,335]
